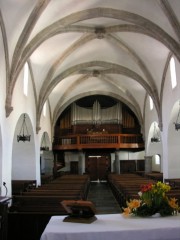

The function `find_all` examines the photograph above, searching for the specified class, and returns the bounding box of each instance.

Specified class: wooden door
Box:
[98,156,109,180]
[86,157,98,180]
[86,156,110,181]
[120,160,136,173]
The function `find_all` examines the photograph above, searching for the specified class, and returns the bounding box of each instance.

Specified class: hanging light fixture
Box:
[17,114,31,142]
[40,132,49,151]
[174,101,180,131]
[151,123,160,143]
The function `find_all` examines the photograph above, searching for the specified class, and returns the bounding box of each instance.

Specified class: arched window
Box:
[149,96,153,110]
[23,62,29,96]
[43,101,47,117]
[155,154,160,165]
[170,57,177,89]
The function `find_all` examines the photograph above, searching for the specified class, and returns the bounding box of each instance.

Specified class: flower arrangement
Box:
[123,181,179,217]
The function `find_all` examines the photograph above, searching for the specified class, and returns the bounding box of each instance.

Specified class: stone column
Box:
[115,150,120,174]
[78,151,84,175]
[145,155,152,173]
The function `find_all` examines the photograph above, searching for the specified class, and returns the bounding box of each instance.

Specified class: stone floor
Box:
[87,181,122,214]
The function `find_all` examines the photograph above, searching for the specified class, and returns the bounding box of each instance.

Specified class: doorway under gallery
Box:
[85,151,111,181]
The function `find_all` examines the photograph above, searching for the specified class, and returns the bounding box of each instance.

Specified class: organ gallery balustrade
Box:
[53,133,144,150]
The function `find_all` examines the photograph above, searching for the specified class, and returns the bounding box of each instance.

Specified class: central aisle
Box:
[87,181,121,214]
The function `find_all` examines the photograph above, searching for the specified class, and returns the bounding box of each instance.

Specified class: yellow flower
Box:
[122,207,131,216]
[151,182,171,197]
[168,197,179,210]
[122,182,179,217]
[127,199,141,209]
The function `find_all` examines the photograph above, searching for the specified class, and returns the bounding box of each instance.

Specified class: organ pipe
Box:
[71,101,122,125]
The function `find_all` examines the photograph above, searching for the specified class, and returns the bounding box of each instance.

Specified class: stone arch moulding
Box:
[5,8,180,118]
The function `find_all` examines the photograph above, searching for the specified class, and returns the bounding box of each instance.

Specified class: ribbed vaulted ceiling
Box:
[1,0,180,130]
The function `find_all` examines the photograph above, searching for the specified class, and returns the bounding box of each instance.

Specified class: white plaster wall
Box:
[59,152,77,172]
[39,105,52,148]
[0,56,53,194]
[0,29,14,195]
[116,150,145,160]
[0,126,2,195]
[144,55,180,179]
[162,56,180,179]
[12,114,36,180]
[11,64,52,185]
[111,150,145,174]
[41,151,54,175]
[144,100,162,156]
[60,151,85,174]
[166,102,180,178]
[0,30,5,194]
[10,70,37,184]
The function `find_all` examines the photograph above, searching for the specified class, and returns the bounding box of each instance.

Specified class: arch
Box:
[12,113,36,180]
[53,74,142,126]
[52,91,143,136]
[41,61,155,105]
[146,121,162,160]
[167,100,180,178]
[10,0,50,78]
[40,131,53,175]
[37,61,159,131]
[15,7,180,77]
[40,131,51,151]
[22,25,157,91]
[159,52,172,131]
[6,8,180,117]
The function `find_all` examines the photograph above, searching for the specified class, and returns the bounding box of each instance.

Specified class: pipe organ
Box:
[71,101,122,125]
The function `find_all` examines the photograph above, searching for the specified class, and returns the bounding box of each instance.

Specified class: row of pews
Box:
[10,174,90,215]
[12,180,37,195]
[136,171,163,181]
[108,173,180,209]
[164,178,180,188]
[8,174,90,240]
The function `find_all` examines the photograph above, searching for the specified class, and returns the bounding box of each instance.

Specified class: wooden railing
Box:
[53,133,144,150]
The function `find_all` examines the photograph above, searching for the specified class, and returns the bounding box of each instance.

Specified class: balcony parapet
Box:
[53,133,144,151]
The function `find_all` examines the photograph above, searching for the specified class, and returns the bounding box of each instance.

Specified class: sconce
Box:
[151,123,160,143]
[40,132,49,151]
[174,101,180,131]
[17,114,31,142]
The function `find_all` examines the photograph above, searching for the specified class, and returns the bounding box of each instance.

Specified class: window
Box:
[170,57,177,89]
[43,101,47,117]
[149,96,153,110]
[155,155,160,165]
[23,62,29,96]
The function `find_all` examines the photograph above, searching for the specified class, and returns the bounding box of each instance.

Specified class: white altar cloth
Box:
[40,213,180,240]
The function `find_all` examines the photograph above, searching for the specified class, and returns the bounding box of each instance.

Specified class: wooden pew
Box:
[10,195,77,214]
[10,174,90,217]
[22,189,85,199]
[12,180,36,195]
[144,172,163,181]
[164,178,180,188]
[107,173,156,207]
[108,173,180,208]
[41,174,53,185]
[9,174,91,240]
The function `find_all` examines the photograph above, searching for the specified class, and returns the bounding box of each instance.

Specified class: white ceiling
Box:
[1,0,180,129]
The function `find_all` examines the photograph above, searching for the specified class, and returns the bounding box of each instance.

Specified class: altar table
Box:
[40,213,180,240]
